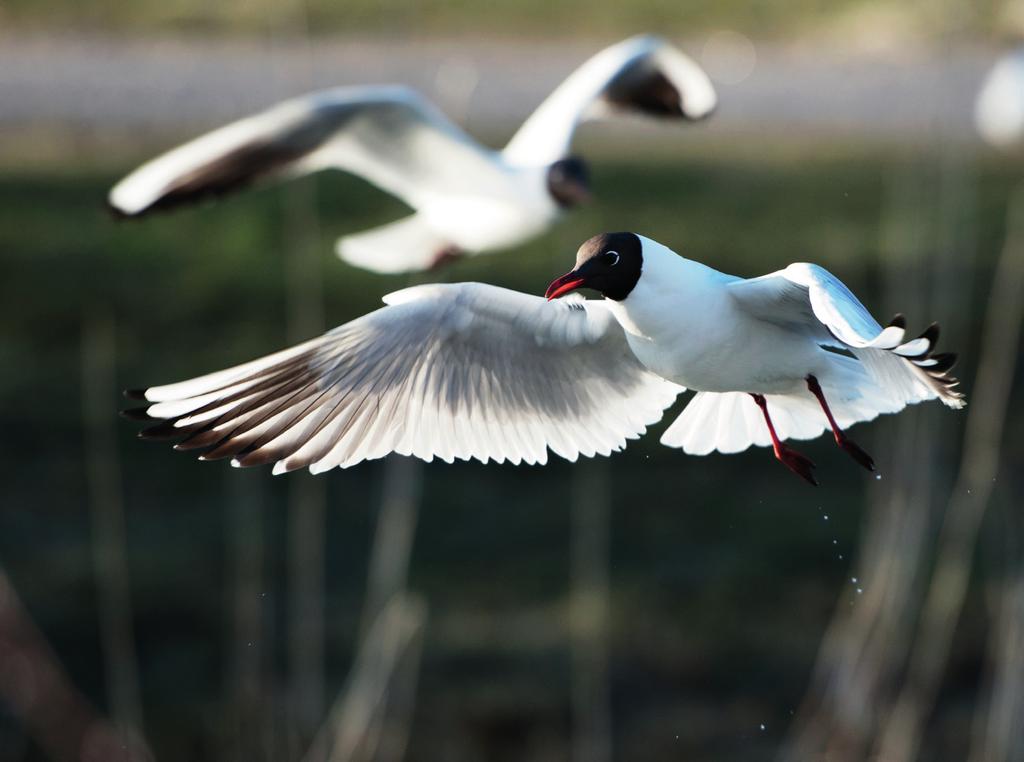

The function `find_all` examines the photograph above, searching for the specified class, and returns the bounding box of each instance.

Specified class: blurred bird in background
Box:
[975,45,1024,148]
[107,35,716,273]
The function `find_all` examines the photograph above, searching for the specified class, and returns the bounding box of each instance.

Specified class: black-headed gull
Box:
[107,36,716,273]
[125,233,963,484]
[975,46,1024,148]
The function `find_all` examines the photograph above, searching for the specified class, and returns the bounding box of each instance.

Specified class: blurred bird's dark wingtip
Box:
[119,406,152,421]
[123,388,148,401]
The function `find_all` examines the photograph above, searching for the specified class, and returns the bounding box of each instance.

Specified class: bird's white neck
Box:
[605,237,732,337]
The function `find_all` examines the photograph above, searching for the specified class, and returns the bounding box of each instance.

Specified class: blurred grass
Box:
[0,140,1020,760]
[0,0,1012,41]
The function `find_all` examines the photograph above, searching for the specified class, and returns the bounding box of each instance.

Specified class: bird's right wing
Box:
[108,85,507,216]
[502,35,717,166]
[728,263,964,409]
[125,284,682,473]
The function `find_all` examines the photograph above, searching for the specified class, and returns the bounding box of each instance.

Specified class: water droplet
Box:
[856,587,863,594]
[875,474,882,480]
[832,539,838,545]
[851,577,858,583]
[760,723,766,731]
[824,515,829,521]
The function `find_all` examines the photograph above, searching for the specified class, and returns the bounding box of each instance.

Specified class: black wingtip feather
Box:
[120,407,153,421]
[927,352,958,374]
[195,438,253,461]
[123,388,149,401]
[918,323,940,347]
[174,428,233,453]
[139,420,190,441]
[879,315,964,406]
[232,447,285,469]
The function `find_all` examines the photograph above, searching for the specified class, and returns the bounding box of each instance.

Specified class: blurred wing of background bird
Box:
[501,34,718,166]
[107,85,507,215]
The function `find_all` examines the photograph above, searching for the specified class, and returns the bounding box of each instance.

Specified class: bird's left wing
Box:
[502,35,717,166]
[727,263,964,408]
[125,283,682,473]
[108,85,506,217]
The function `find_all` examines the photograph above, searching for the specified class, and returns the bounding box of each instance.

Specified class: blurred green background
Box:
[2,3,1024,762]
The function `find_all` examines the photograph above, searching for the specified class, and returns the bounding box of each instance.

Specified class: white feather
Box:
[135,283,682,473]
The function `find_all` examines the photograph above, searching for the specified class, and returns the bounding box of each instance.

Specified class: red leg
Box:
[429,245,464,270]
[750,394,818,486]
[805,375,875,472]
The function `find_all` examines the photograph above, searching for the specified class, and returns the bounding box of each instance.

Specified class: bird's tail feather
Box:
[660,359,906,456]
[336,214,453,274]
[660,392,821,455]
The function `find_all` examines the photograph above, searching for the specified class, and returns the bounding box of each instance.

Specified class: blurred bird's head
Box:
[546,156,591,208]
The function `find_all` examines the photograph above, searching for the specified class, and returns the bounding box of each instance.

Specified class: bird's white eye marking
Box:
[603,250,620,266]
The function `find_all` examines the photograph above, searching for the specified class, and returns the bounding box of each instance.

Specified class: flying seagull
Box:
[975,46,1024,148]
[107,36,716,273]
[124,233,963,485]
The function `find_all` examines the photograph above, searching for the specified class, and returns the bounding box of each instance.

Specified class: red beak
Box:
[545,271,587,301]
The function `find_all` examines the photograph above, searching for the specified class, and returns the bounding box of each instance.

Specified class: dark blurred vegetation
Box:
[0,0,1017,40]
[1,139,1020,760]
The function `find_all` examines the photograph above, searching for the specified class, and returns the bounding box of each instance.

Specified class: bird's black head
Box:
[545,232,643,302]
[546,156,591,208]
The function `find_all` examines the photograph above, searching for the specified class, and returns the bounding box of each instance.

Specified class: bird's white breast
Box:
[420,164,559,252]
[606,243,821,394]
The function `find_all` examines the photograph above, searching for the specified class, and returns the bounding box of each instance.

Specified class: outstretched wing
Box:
[125,284,682,473]
[728,262,964,409]
[108,85,507,216]
[502,35,717,166]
